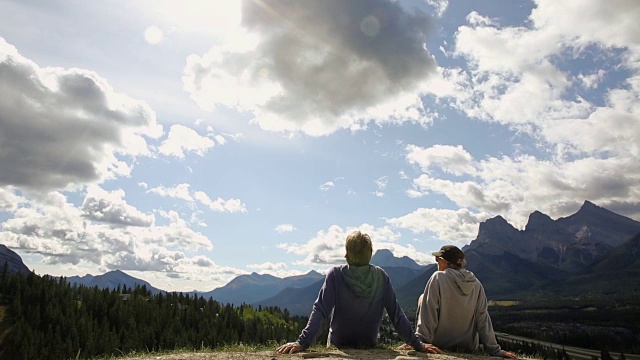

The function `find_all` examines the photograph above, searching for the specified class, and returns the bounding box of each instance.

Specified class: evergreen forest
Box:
[0,265,309,360]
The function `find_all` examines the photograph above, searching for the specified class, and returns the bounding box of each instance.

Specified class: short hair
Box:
[345,231,372,266]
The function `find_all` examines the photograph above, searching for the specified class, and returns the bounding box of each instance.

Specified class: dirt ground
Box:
[132,349,506,360]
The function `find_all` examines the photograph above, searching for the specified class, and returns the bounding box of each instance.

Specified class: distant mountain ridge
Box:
[67,270,163,294]
[396,201,640,310]
[3,200,640,317]
[193,270,324,305]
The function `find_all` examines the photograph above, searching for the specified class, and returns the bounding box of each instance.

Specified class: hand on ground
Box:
[501,350,518,359]
[421,343,444,354]
[397,342,444,354]
[276,342,302,354]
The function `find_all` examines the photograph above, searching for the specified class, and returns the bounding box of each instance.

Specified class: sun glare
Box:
[144,26,164,44]
[154,1,242,35]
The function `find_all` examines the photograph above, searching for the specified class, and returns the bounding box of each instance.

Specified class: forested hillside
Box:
[0,266,307,360]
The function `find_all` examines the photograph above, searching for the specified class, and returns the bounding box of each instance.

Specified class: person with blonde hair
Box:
[277,231,440,354]
[411,245,517,358]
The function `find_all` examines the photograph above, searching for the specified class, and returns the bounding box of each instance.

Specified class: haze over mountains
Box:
[2,201,639,316]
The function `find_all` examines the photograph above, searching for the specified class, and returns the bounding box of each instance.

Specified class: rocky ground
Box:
[131,349,512,360]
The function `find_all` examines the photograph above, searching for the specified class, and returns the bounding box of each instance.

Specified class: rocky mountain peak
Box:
[371,249,422,270]
[525,210,554,232]
[477,215,518,237]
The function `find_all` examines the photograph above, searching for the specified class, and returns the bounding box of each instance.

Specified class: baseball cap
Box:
[432,245,465,264]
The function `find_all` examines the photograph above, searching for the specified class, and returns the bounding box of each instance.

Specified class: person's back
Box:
[417,267,490,351]
[328,264,386,347]
[277,231,435,354]
[325,264,413,347]
[414,245,517,358]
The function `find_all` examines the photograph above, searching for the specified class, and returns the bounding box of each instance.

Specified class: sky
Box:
[0,0,639,292]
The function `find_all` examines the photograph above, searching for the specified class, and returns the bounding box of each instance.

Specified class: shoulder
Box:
[325,265,343,279]
[369,264,390,280]
[430,270,446,280]
[370,264,386,273]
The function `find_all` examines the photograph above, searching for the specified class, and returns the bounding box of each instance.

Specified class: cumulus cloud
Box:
[465,11,496,27]
[183,0,438,135]
[408,0,640,226]
[146,184,247,213]
[0,187,22,212]
[425,0,449,17]
[82,185,155,227]
[387,207,492,243]
[247,261,286,271]
[406,144,476,176]
[158,124,220,158]
[275,224,296,233]
[194,191,247,213]
[407,153,640,228]
[0,37,162,191]
[277,223,431,265]
[148,183,194,201]
[0,191,215,279]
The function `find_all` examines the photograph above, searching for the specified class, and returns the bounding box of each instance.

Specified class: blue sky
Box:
[1,0,639,292]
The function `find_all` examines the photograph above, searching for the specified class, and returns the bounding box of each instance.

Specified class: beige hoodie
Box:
[415,268,503,356]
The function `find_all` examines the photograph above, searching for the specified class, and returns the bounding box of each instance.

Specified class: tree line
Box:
[0,265,308,360]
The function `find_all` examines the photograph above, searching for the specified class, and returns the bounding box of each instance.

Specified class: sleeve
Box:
[382,273,423,351]
[474,284,502,356]
[296,269,336,349]
[415,273,440,344]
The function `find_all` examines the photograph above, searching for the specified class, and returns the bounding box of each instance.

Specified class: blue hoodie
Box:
[296,264,423,351]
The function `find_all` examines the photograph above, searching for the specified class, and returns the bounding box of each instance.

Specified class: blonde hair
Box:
[345,231,373,266]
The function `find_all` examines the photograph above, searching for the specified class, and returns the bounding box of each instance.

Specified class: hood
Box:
[444,268,478,296]
[341,265,382,298]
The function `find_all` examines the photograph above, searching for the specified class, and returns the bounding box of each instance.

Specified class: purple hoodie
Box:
[296,264,423,351]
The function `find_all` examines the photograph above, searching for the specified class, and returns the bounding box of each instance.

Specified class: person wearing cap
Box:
[413,245,518,358]
[276,231,441,355]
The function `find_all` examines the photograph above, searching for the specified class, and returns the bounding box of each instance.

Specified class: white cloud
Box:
[277,224,401,265]
[404,0,640,225]
[0,192,213,272]
[406,144,476,176]
[82,185,155,227]
[148,183,194,201]
[578,70,606,89]
[183,0,438,136]
[375,176,389,190]
[425,0,449,17]
[465,11,496,27]
[387,207,492,243]
[0,37,162,191]
[320,182,335,191]
[275,224,296,233]
[146,183,246,214]
[0,187,22,212]
[408,154,640,228]
[194,191,247,213]
[247,261,286,271]
[158,124,218,158]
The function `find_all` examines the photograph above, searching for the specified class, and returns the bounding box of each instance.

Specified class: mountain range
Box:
[66,269,164,294]
[2,200,639,317]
